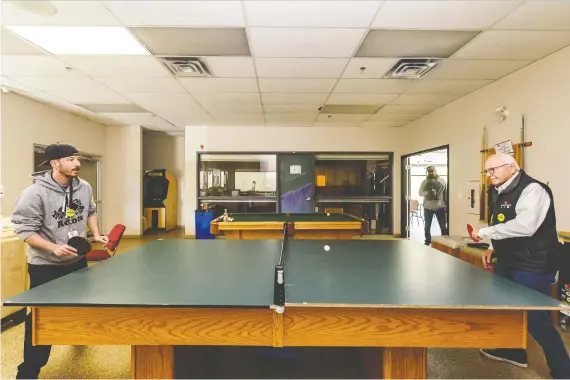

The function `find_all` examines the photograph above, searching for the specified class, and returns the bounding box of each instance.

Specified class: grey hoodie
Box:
[419,175,447,211]
[11,171,96,265]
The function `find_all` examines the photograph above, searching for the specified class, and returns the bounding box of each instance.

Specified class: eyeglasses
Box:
[482,164,509,175]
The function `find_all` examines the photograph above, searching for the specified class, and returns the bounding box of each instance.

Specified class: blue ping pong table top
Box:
[2,239,566,311]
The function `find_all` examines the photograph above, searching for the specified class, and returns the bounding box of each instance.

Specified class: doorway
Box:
[278,153,315,213]
[33,145,103,235]
[401,146,449,244]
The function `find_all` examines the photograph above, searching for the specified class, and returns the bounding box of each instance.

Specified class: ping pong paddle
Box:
[467,223,479,242]
[67,236,92,255]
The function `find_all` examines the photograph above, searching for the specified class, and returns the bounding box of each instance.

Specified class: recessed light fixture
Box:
[5,26,149,55]
[11,0,58,16]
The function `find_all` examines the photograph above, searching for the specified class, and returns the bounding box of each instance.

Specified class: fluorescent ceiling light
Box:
[5,26,149,55]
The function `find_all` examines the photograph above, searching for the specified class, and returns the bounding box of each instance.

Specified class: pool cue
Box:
[521,114,526,170]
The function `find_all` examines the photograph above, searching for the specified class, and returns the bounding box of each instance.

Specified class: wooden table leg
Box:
[382,347,427,379]
[131,345,174,379]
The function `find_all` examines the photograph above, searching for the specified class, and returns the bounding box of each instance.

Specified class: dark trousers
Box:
[16,258,87,379]
[494,264,570,378]
[424,208,447,245]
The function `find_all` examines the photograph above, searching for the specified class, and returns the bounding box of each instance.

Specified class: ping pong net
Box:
[273,223,288,311]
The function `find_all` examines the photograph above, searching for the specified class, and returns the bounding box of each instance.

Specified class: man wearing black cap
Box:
[11,143,108,379]
[419,165,448,245]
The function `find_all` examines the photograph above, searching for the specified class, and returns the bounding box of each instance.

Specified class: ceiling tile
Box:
[204,104,264,115]
[314,119,363,128]
[452,31,570,60]
[333,79,415,94]
[44,88,131,105]
[263,104,320,114]
[126,93,204,112]
[326,93,398,105]
[192,92,261,106]
[405,79,492,95]
[259,79,337,93]
[244,1,381,27]
[103,1,245,26]
[100,112,178,130]
[265,114,317,127]
[319,105,379,114]
[368,113,424,122]
[1,1,120,26]
[391,93,461,106]
[179,78,259,93]
[360,120,405,128]
[377,104,439,114]
[202,57,256,78]
[212,114,266,127]
[131,27,250,56]
[125,93,213,127]
[95,77,186,94]
[373,1,521,30]
[1,55,84,77]
[356,30,480,58]
[1,27,45,55]
[261,93,329,105]
[79,104,148,113]
[255,58,348,78]
[13,77,112,92]
[341,58,399,78]
[58,56,171,77]
[317,114,370,123]
[493,1,570,31]
[249,27,366,58]
[426,59,531,80]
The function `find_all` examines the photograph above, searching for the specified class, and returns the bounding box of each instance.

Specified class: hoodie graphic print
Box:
[11,171,97,265]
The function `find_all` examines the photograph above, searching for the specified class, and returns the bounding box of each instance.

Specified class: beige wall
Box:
[185,126,404,235]
[105,125,143,236]
[142,133,185,226]
[402,45,570,235]
[0,92,107,222]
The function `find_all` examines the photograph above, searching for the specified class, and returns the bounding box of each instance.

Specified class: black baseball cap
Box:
[39,143,79,166]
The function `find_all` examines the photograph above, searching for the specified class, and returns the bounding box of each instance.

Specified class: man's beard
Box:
[61,168,80,177]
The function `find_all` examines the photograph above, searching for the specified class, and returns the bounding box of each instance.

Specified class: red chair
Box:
[85,224,126,262]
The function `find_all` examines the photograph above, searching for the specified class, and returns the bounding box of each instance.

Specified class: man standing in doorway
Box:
[471,153,570,378]
[420,165,448,245]
[11,143,108,379]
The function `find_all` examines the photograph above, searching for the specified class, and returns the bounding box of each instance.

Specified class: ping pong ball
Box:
[327,213,330,216]
[324,245,330,251]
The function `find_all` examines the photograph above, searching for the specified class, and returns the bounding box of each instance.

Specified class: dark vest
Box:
[487,170,559,273]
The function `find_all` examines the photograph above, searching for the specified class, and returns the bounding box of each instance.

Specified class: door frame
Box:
[400,145,450,239]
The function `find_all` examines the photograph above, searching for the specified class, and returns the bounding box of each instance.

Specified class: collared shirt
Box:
[479,172,550,250]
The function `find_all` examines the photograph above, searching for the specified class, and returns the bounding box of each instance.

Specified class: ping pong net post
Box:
[273,223,287,313]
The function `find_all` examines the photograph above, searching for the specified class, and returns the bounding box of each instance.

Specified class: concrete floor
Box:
[2,229,568,379]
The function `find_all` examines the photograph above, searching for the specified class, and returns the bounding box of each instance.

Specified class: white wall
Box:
[105,125,143,236]
[0,93,107,222]
[185,126,404,236]
[142,133,185,226]
[402,45,570,235]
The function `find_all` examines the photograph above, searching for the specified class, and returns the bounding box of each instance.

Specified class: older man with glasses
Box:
[470,153,569,378]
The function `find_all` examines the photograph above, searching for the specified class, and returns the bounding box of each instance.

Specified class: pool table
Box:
[210,212,368,240]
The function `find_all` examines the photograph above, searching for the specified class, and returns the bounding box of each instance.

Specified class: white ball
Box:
[324,245,330,251]
[327,213,330,216]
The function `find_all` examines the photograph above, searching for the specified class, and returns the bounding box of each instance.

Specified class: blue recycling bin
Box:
[195,210,215,239]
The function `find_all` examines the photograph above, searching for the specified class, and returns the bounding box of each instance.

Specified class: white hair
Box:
[489,153,520,170]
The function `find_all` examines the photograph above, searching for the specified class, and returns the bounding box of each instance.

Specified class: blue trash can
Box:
[195,210,215,239]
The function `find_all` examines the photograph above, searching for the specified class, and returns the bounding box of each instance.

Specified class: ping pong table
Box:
[3,231,568,379]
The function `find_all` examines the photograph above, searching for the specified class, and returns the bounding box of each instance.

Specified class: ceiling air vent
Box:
[383,58,440,80]
[158,57,212,77]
